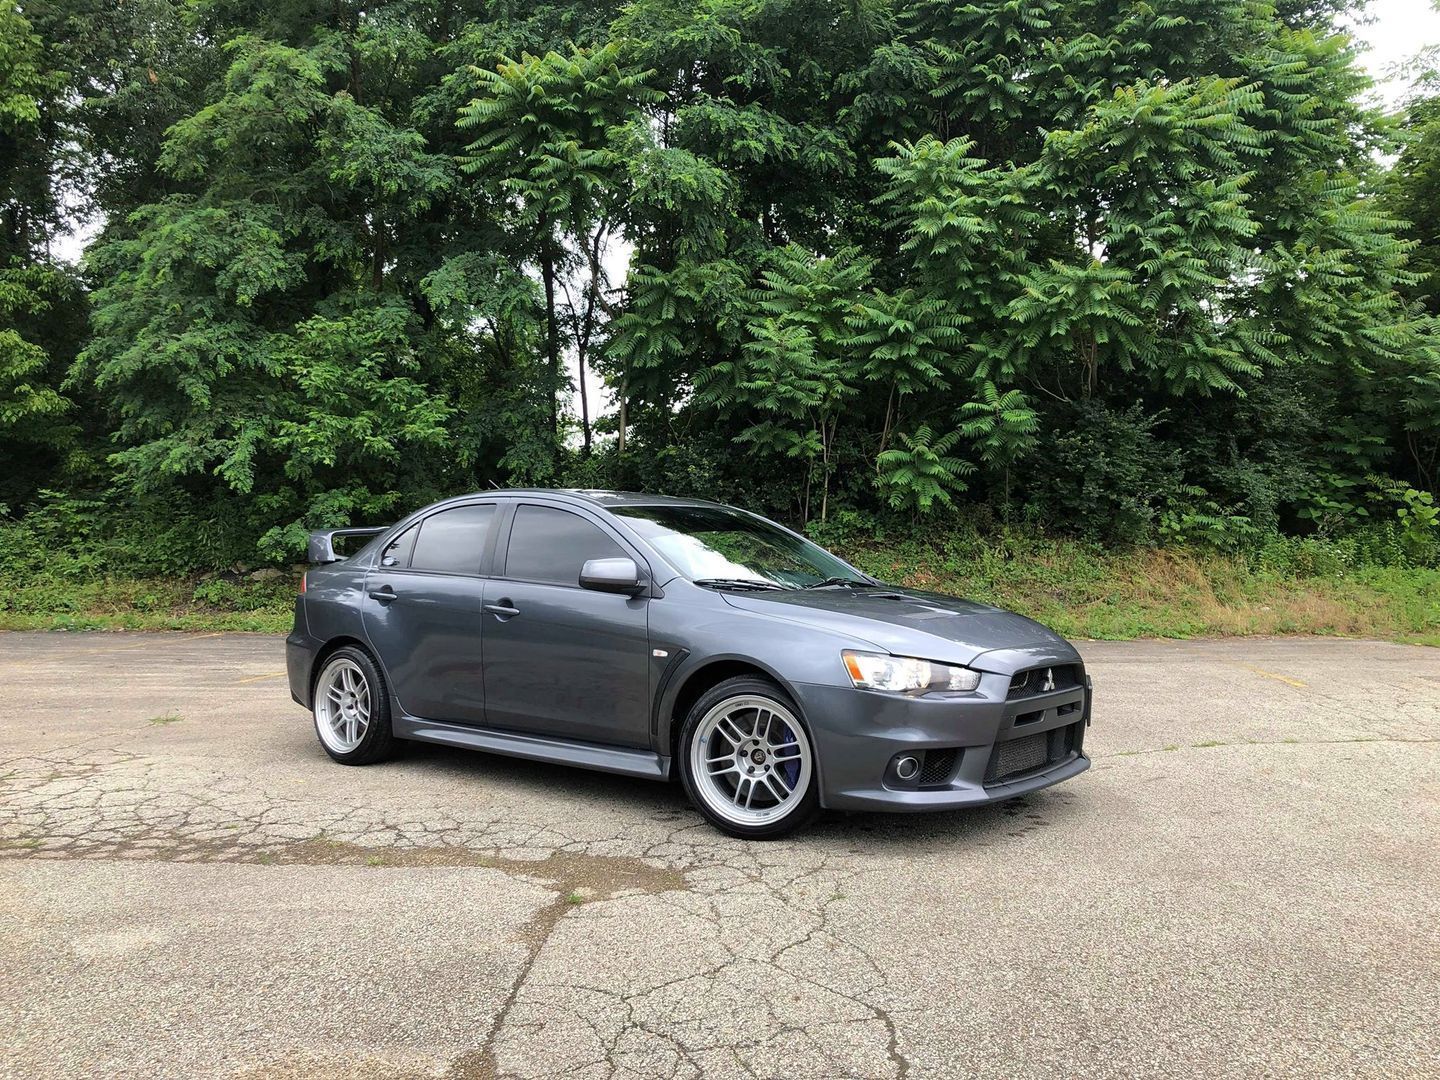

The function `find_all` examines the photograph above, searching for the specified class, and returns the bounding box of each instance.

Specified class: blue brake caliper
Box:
[778,722,799,788]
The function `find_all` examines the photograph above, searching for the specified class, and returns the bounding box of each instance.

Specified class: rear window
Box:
[409,504,495,574]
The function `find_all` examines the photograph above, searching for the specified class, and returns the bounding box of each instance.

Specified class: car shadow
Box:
[392,739,1080,852]
[809,791,1080,851]
[396,739,694,815]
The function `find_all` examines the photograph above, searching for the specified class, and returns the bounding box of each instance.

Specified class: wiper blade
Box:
[803,577,879,589]
[693,577,788,592]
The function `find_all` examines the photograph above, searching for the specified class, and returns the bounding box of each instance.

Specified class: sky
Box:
[1350,0,1440,105]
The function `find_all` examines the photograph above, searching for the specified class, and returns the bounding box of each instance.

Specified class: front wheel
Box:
[312,646,396,765]
[679,676,820,839]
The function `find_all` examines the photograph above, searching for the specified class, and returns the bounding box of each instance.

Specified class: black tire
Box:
[678,675,820,840]
[311,645,397,765]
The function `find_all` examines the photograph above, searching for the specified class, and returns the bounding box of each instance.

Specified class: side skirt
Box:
[393,715,671,781]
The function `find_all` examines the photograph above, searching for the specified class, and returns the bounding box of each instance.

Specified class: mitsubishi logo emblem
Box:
[1041,668,1055,692]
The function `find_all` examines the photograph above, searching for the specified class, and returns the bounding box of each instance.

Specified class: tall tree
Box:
[77,11,460,551]
[457,41,659,454]
[0,1,83,507]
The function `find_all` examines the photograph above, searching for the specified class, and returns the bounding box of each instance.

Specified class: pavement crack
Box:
[450,892,571,1080]
[443,852,689,1079]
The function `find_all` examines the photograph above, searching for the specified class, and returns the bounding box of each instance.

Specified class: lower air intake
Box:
[984,723,1080,785]
[918,748,958,787]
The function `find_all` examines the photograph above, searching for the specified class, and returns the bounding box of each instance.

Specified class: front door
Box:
[363,501,497,724]
[482,502,652,748]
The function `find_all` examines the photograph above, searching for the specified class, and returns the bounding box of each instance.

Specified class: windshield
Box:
[612,505,868,589]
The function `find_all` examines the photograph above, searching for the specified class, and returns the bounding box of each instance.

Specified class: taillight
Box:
[300,572,307,594]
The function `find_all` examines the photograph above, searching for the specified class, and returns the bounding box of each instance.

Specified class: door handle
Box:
[368,587,398,603]
[484,600,520,618]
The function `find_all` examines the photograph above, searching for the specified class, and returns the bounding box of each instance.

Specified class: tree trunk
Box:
[877,382,897,470]
[616,374,628,456]
[573,223,609,457]
[1078,334,1097,399]
[818,413,836,523]
[1410,431,1436,492]
[559,272,593,458]
[337,0,362,103]
[577,350,591,456]
[371,217,384,291]
[538,210,559,444]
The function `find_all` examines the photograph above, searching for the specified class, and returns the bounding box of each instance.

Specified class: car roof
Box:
[452,488,733,511]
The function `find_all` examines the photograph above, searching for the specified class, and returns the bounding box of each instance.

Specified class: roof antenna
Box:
[486,479,501,489]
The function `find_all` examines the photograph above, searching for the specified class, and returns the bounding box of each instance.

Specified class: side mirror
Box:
[579,557,643,595]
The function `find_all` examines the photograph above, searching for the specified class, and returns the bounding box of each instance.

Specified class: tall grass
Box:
[838,538,1440,643]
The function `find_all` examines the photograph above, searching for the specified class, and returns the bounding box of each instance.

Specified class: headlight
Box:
[841,651,981,694]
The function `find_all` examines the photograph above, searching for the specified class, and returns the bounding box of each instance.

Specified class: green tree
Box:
[877,425,973,516]
[0,2,83,506]
[6,0,1432,565]
[957,382,1039,507]
[77,25,459,552]
[696,310,857,523]
[458,42,660,454]
[1381,70,1440,491]
[845,288,967,457]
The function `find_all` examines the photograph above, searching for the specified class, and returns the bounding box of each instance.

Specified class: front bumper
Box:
[792,667,1092,812]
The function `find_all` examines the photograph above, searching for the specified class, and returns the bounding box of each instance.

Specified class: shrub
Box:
[1027,402,1183,544]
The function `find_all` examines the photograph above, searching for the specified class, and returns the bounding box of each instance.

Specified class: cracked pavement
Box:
[1,632,1438,1078]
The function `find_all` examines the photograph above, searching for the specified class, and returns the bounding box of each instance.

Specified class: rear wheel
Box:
[679,676,819,840]
[312,646,396,765]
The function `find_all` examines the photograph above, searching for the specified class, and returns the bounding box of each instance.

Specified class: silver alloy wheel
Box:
[315,657,371,754]
[690,695,813,827]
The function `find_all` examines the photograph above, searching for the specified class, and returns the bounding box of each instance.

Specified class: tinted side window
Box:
[378,524,418,568]
[504,505,625,586]
[410,504,495,574]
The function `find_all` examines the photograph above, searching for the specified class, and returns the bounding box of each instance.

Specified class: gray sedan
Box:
[287,489,1092,838]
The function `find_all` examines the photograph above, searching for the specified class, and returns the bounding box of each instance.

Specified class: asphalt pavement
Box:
[1,632,1437,1078]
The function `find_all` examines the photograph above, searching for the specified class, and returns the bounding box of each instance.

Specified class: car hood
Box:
[720,586,1078,672]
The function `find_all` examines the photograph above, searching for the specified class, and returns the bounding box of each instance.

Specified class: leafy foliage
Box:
[877,425,973,516]
[0,3,85,507]
[0,0,1433,566]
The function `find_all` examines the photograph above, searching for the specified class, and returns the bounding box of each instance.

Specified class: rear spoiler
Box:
[307,527,388,564]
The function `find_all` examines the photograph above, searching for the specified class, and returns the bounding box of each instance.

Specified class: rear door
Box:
[481,501,652,747]
[363,501,498,724]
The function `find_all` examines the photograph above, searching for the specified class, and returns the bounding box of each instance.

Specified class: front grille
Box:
[984,722,1081,785]
[1007,664,1081,699]
[918,748,958,787]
